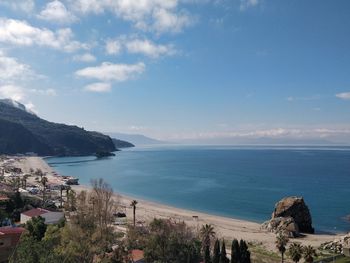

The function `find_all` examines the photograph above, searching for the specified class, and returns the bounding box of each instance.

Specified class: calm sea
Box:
[46,146,350,233]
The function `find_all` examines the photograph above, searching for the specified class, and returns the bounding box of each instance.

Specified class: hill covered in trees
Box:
[0,99,118,156]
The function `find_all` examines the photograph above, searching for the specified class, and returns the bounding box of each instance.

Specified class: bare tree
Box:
[90,179,116,241]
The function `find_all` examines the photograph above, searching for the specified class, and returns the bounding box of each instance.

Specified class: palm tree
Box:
[59,185,64,208]
[41,176,48,202]
[65,185,71,200]
[303,245,316,263]
[200,224,216,247]
[275,232,289,263]
[22,174,29,188]
[288,242,303,263]
[200,224,215,263]
[130,200,138,227]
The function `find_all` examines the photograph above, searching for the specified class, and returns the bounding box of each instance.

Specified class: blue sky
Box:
[0,0,349,143]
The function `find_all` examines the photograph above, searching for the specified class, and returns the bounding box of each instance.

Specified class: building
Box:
[20,208,64,224]
[130,249,145,263]
[0,226,25,263]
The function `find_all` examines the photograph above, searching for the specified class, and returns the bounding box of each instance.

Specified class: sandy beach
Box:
[14,156,341,251]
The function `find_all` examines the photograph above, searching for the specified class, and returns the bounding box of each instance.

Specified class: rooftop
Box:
[0,226,25,235]
[22,208,49,217]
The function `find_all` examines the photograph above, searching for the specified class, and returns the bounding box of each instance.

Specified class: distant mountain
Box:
[0,99,117,156]
[112,138,135,148]
[107,132,165,146]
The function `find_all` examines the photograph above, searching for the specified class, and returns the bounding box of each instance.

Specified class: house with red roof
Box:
[0,226,25,262]
[130,249,145,263]
[20,208,64,224]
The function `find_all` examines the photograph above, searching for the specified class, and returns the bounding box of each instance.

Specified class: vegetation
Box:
[303,245,317,263]
[200,224,216,263]
[275,232,289,263]
[288,242,303,263]
[130,199,138,227]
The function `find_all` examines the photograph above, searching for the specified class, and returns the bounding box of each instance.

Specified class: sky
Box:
[0,0,350,143]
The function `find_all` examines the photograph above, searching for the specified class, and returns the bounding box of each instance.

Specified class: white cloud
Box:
[84,82,111,93]
[0,18,88,52]
[240,0,259,11]
[73,53,96,62]
[286,95,321,102]
[336,92,350,100]
[0,0,34,13]
[75,62,145,82]
[68,0,194,34]
[0,52,36,82]
[105,39,122,55]
[152,8,193,34]
[126,39,175,58]
[38,0,77,24]
[0,84,25,101]
[168,127,350,142]
[29,88,57,96]
[106,37,176,58]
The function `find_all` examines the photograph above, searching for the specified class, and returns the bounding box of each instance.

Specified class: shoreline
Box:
[15,156,343,251]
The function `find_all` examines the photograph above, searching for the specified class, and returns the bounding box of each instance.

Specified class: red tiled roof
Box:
[0,195,9,201]
[131,249,144,262]
[22,208,49,217]
[0,226,25,235]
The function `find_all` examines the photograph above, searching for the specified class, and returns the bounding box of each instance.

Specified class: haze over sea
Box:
[47,146,350,234]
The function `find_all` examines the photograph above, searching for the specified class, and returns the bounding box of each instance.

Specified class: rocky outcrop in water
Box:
[261,196,314,236]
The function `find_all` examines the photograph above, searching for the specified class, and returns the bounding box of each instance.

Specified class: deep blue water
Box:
[46,146,350,233]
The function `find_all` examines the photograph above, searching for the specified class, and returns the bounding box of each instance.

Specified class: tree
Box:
[220,240,229,263]
[91,178,116,248]
[41,176,48,203]
[212,239,221,263]
[275,232,289,263]
[303,245,316,263]
[204,245,211,263]
[231,239,240,263]
[59,185,64,208]
[22,174,30,188]
[130,199,138,227]
[26,216,47,241]
[288,242,303,263]
[143,218,201,263]
[200,224,215,263]
[240,240,251,263]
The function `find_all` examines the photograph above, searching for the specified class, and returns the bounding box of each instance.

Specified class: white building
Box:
[20,208,64,224]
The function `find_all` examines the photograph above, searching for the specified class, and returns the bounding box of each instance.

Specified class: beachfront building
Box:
[20,208,64,224]
[0,226,25,263]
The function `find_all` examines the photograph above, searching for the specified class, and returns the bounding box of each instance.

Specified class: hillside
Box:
[0,99,116,156]
[112,139,135,148]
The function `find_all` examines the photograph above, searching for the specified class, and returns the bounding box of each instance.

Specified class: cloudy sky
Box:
[0,0,350,143]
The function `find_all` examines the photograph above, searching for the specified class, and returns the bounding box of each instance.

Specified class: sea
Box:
[46,145,350,234]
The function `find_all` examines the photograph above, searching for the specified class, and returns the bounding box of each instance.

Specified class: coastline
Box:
[15,156,342,251]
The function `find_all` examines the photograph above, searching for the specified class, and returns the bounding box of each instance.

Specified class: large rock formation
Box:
[262,196,314,236]
[261,216,300,237]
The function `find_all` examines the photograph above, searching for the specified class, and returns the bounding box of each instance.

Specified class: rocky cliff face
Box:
[262,196,314,236]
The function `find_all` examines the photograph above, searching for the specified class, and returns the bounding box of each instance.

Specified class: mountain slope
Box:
[112,138,135,148]
[0,99,116,156]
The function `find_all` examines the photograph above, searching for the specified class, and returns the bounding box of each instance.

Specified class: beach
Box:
[14,156,341,251]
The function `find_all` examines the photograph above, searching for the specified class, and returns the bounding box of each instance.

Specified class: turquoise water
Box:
[46,146,350,233]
